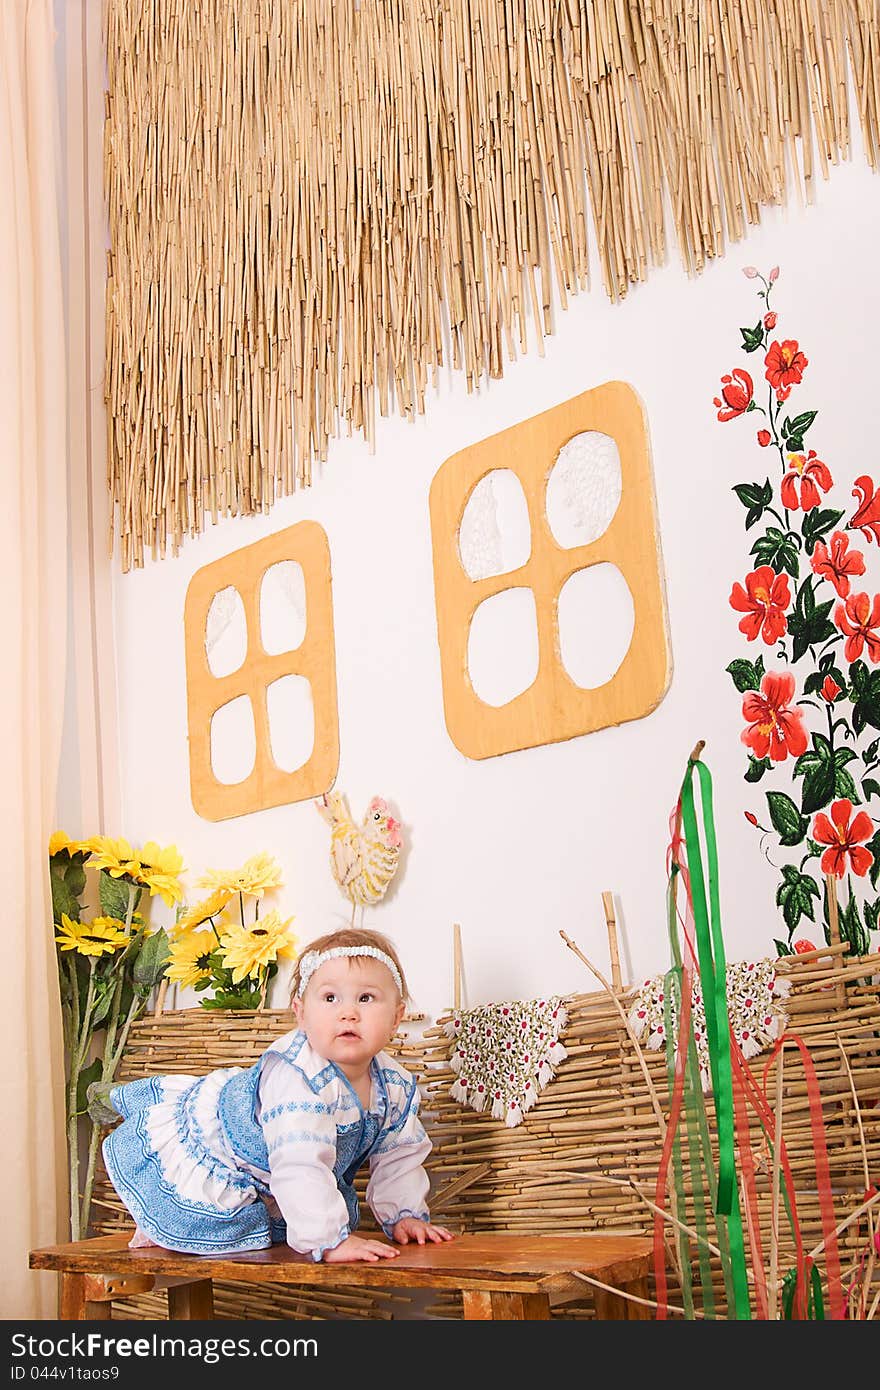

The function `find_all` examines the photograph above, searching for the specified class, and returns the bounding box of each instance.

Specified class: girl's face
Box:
[293,956,405,1074]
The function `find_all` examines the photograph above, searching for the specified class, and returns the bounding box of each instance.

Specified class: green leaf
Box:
[864,898,880,939]
[774,938,793,957]
[64,861,87,901]
[838,893,870,958]
[132,928,171,990]
[50,863,80,925]
[794,733,837,815]
[863,777,880,800]
[99,871,141,923]
[75,1058,103,1117]
[776,865,820,934]
[867,829,880,888]
[750,527,800,577]
[740,322,765,353]
[726,658,763,693]
[201,988,262,1011]
[745,755,772,783]
[766,791,809,846]
[733,480,773,530]
[786,409,818,439]
[787,577,836,663]
[90,980,116,1028]
[850,665,880,736]
[801,508,845,556]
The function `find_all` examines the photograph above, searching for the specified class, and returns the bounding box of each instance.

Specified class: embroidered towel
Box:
[628,958,790,1092]
[444,997,568,1127]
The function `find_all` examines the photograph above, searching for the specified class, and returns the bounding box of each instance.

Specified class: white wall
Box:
[105,160,880,1022]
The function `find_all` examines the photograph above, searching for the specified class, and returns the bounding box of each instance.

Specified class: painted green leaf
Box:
[740,322,765,353]
[850,664,880,735]
[864,898,880,939]
[726,658,763,693]
[745,755,772,783]
[776,864,820,933]
[801,507,845,555]
[766,791,809,846]
[773,938,793,957]
[862,777,880,800]
[867,829,880,888]
[794,733,838,814]
[787,577,836,663]
[750,527,800,577]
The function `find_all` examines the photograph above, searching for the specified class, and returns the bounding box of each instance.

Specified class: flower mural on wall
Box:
[717,267,880,958]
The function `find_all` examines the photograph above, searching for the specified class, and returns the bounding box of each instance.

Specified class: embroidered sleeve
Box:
[258,1054,350,1261]
[366,1086,432,1238]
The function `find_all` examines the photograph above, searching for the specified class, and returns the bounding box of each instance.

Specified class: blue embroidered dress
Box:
[102,1029,431,1260]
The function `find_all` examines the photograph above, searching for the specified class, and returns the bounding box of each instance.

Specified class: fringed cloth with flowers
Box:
[444,997,568,1127]
[628,958,790,1091]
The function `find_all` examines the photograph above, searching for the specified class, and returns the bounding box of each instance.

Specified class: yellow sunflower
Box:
[48,831,94,858]
[165,930,217,989]
[135,841,185,907]
[198,852,283,900]
[55,914,129,958]
[172,888,234,936]
[88,836,141,879]
[218,911,297,984]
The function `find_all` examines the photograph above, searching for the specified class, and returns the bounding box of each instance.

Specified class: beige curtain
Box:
[0,0,69,1318]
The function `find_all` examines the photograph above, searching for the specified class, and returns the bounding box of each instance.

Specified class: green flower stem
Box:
[76,882,138,1238]
[80,990,145,1236]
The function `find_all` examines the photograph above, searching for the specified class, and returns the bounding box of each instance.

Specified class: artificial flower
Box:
[835,591,880,663]
[780,449,832,511]
[849,476,880,545]
[173,888,235,936]
[88,836,141,879]
[218,910,297,985]
[135,841,185,907]
[741,671,808,763]
[713,367,753,422]
[48,831,94,858]
[764,339,808,400]
[198,852,283,900]
[165,930,217,989]
[811,800,874,879]
[729,565,791,644]
[811,530,865,598]
[54,914,129,958]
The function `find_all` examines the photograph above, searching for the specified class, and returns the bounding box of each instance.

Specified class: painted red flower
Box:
[835,591,880,663]
[744,811,759,826]
[729,566,791,644]
[764,339,808,400]
[793,939,816,954]
[741,671,808,762]
[764,311,777,330]
[757,429,771,447]
[714,367,754,422]
[850,476,880,544]
[810,530,866,598]
[821,676,842,703]
[811,799,875,879]
[780,449,832,511]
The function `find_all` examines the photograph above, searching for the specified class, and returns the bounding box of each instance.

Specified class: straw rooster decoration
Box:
[316,792,402,919]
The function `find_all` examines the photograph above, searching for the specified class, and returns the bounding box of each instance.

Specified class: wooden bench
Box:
[30,1231,654,1321]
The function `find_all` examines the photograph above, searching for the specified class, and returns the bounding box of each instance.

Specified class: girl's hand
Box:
[391,1217,454,1246]
[322,1234,399,1263]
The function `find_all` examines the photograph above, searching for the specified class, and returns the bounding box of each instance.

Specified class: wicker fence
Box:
[92,945,880,1319]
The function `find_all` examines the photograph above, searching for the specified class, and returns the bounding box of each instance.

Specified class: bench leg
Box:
[168,1280,215,1319]
[461,1291,551,1320]
[60,1274,111,1321]
[594,1274,651,1320]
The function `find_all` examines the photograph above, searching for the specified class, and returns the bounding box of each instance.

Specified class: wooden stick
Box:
[601,891,623,993]
[453,922,462,1012]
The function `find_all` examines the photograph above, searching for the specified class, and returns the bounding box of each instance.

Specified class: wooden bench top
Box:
[31,1231,655,1320]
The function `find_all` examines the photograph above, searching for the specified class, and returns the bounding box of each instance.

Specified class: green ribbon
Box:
[679,756,751,1318]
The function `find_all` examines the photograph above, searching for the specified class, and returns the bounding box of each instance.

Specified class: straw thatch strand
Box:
[103,0,880,569]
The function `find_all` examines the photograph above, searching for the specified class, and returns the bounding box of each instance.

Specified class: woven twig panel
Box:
[94,950,880,1318]
[103,1,880,569]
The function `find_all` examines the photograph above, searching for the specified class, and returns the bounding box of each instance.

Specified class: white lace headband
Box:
[296,945,404,998]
